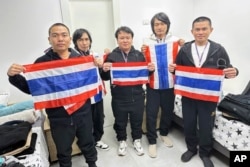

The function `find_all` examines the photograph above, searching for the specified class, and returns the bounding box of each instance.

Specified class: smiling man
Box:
[7,23,98,167]
[169,16,238,167]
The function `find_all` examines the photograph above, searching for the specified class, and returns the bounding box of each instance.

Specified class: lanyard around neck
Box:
[195,43,208,66]
[121,51,128,62]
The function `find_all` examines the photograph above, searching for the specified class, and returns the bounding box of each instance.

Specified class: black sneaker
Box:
[181,150,196,162]
[201,157,214,167]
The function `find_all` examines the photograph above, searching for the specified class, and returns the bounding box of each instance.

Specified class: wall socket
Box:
[142,19,150,25]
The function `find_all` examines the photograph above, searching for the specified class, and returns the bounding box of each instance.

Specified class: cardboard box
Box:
[43,116,81,162]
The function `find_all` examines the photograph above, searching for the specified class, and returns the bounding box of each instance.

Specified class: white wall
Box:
[192,0,250,93]
[0,0,62,103]
[118,0,194,49]
[0,0,249,102]
[118,0,250,94]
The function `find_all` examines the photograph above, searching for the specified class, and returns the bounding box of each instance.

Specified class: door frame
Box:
[59,0,121,32]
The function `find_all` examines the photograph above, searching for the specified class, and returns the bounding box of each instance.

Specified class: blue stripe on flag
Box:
[94,91,102,103]
[112,69,148,78]
[27,68,97,95]
[155,44,169,88]
[175,76,222,91]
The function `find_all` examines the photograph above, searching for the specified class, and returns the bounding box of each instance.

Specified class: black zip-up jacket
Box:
[101,46,146,100]
[176,40,234,69]
[8,48,91,124]
[175,39,239,78]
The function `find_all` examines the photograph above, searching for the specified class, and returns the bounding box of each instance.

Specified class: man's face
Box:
[76,32,91,52]
[48,25,71,52]
[153,18,168,38]
[191,20,213,45]
[117,31,133,52]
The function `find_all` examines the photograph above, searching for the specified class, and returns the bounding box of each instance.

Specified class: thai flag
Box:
[23,56,99,114]
[174,65,225,103]
[145,42,179,89]
[111,62,149,86]
[90,80,106,104]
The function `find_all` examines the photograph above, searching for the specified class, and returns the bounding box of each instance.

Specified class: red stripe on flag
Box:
[34,88,97,109]
[112,62,148,67]
[172,41,179,61]
[103,54,108,61]
[174,89,219,102]
[176,65,224,75]
[24,56,94,72]
[145,46,152,63]
[66,101,87,115]
[145,45,155,88]
[113,80,148,86]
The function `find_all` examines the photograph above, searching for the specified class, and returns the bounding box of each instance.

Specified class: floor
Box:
[50,83,229,167]
[50,124,229,167]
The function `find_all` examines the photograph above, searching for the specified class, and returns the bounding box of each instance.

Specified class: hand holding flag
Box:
[174,65,224,103]
[110,62,149,86]
[23,56,100,114]
[144,41,179,89]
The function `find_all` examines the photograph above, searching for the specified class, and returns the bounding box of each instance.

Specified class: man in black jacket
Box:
[7,23,97,167]
[101,26,154,156]
[169,16,238,167]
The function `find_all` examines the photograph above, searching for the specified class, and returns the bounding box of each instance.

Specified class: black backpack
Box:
[0,121,32,155]
[218,93,250,125]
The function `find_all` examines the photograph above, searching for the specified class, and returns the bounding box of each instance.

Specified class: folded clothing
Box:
[0,109,37,125]
[0,121,32,155]
[0,100,33,117]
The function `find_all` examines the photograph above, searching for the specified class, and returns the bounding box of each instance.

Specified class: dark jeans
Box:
[146,87,175,144]
[50,108,97,167]
[182,97,216,157]
[112,94,145,141]
[91,100,105,142]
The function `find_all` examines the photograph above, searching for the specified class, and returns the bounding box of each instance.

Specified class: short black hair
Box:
[192,16,212,28]
[48,23,70,36]
[72,28,92,50]
[151,12,171,35]
[115,26,134,39]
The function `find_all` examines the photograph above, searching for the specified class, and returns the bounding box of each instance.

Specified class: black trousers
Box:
[112,94,145,141]
[146,87,175,144]
[91,100,105,142]
[181,97,216,157]
[50,106,97,167]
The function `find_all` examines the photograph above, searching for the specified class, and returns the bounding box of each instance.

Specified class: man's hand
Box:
[102,62,112,72]
[94,57,103,68]
[178,39,185,46]
[147,63,155,71]
[224,67,238,78]
[168,63,176,73]
[7,64,24,76]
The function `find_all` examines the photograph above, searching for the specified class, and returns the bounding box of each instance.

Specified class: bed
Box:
[173,94,250,158]
[17,111,50,167]
[0,98,50,167]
